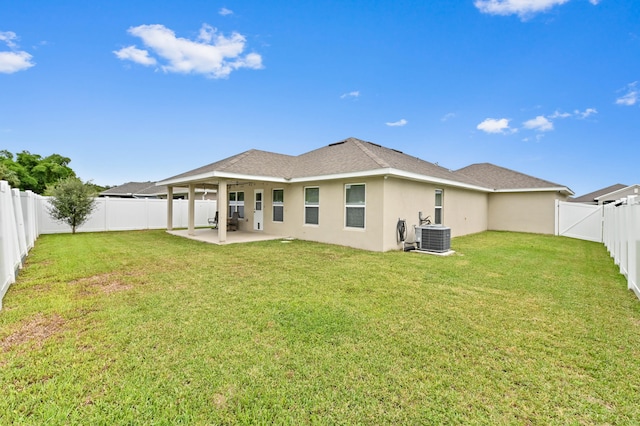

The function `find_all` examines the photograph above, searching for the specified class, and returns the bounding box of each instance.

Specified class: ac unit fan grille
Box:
[417,226,451,252]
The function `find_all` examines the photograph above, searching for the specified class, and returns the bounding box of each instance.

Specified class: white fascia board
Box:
[388,169,493,192]
[289,168,493,192]
[494,187,574,195]
[157,171,288,187]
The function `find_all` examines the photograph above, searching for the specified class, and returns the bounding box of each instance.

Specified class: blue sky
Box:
[1,0,638,196]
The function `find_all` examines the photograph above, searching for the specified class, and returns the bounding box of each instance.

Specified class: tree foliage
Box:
[0,150,75,194]
[47,177,97,234]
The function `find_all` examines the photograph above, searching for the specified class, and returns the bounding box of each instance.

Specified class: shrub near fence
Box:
[603,195,640,299]
[0,179,217,309]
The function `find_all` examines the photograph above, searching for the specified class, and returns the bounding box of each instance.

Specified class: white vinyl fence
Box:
[557,197,640,300]
[0,179,217,309]
[1,181,41,309]
[603,195,640,299]
[38,197,217,234]
[555,201,603,243]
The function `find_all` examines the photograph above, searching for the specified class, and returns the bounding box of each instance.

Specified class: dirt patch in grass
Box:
[1,313,65,352]
[71,272,135,295]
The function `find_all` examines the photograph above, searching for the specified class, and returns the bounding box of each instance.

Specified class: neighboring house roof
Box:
[455,163,571,193]
[158,137,573,195]
[569,184,628,203]
[100,181,163,197]
[595,184,640,203]
[100,181,213,198]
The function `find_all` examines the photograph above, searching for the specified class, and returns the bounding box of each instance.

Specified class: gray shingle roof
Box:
[165,150,297,181]
[455,163,567,191]
[100,181,162,196]
[291,138,485,187]
[159,137,571,193]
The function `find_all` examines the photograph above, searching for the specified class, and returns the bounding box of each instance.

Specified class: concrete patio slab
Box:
[167,228,290,245]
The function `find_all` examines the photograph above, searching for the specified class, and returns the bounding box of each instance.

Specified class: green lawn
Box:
[1,230,639,424]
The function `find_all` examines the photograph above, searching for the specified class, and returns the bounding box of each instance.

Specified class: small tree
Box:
[47,177,97,234]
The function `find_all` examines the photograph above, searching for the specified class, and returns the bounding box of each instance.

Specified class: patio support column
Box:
[188,184,196,236]
[218,180,227,243]
[166,186,174,231]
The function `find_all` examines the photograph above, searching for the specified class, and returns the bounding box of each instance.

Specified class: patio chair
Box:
[227,211,239,231]
[207,211,219,229]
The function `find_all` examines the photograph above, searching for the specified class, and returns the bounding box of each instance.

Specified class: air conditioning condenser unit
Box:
[415,225,451,253]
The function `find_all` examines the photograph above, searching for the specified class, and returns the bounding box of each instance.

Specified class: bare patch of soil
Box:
[71,272,135,295]
[1,313,65,352]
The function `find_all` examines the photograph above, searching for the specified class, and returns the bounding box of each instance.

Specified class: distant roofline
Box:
[594,184,640,201]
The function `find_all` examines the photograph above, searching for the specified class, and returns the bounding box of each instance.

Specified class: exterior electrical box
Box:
[415,225,451,253]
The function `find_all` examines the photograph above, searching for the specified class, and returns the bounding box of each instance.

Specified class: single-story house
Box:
[100,181,216,200]
[157,137,573,252]
[569,183,639,205]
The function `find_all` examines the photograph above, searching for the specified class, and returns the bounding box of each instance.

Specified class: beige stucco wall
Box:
[381,177,488,251]
[225,179,385,252]
[285,178,385,252]
[223,178,565,251]
[488,191,567,234]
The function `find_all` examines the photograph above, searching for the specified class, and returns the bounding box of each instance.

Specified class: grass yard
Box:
[1,230,639,424]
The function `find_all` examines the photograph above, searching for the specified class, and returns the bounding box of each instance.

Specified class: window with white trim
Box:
[229,191,245,218]
[304,187,319,225]
[273,189,284,222]
[434,189,443,224]
[345,184,365,228]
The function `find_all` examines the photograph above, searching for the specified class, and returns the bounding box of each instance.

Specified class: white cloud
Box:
[616,82,638,106]
[522,134,546,142]
[113,45,157,66]
[386,119,408,127]
[477,118,514,134]
[441,112,457,122]
[0,51,34,73]
[575,107,597,119]
[589,0,600,4]
[114,23,263,79]
[548,108,597,120]
[474,0,571,18]
[340,91,360,99]
[219,8,234,16]
[549,110,571,119]
[523,115,554,131]
[0,31,35,74]
[0,31,18,48]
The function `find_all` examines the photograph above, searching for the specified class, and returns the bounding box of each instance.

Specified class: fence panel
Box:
[555,201,603,242]
[602,196,640,300]
[11,188,28,262]
[20,191,38,250]
[39,197,217,234]
[629,201,640,298]
[1,181,28,308]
